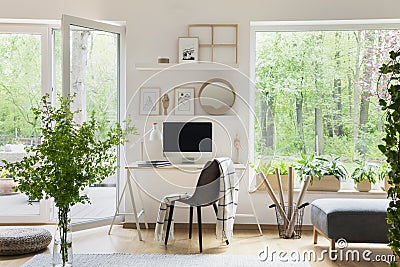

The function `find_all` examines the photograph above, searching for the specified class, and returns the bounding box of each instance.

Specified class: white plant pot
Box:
[355,179,371,192]
[0,178,18,195]
[308,175,340,192]
[256,174,290,191]
[382,176,393,192]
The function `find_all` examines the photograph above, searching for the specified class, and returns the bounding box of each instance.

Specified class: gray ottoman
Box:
[311,198,389,250]
[0,228,52,255]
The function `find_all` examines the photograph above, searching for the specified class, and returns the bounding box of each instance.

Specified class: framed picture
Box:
[140,87,160,115]
[174,87,195,115]
[178,37,199,63]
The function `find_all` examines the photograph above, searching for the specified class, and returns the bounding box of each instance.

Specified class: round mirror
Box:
[199,78,236,115]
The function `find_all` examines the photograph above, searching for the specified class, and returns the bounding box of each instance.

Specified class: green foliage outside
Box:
[0,30,118,150]
[255,30,400,165]
[3,94,136,265]
[0,33,41,147]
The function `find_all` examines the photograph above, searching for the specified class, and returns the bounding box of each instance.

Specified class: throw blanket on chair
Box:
[154,193,190,242]
[215,157,239,243]
[154,158,239,243]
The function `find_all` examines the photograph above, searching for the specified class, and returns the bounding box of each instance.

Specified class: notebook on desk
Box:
[137,160,171,167]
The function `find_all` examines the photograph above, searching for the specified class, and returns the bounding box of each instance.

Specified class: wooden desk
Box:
[108,162,262,241]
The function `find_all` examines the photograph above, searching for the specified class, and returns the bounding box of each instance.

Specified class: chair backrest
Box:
[190,159,221,206]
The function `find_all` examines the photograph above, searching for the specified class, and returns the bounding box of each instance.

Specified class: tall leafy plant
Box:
[3,94,136,266]
[379,50,400,266]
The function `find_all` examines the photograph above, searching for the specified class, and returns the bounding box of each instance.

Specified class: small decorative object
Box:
[178,37,199,63]
[157,57,170,64]
[149,122,162,141]
[174,87,194,115]
[161,93,170,115]
[3,94,136,267]
[233,134,241,163]
[140,87,160,115]
[199,78,235,115]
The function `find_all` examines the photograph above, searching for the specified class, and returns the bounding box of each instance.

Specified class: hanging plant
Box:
[378,50,400,267]
[3,94,136,266]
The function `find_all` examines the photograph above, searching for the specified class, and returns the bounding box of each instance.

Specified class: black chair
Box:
[164,160,221,253]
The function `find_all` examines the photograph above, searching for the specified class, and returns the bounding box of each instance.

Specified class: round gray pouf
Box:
[0,228,52,255]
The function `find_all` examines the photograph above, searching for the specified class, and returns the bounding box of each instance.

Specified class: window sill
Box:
[250,188,387,195]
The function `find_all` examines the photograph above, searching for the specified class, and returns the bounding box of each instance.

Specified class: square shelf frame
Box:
[187,24,238,64]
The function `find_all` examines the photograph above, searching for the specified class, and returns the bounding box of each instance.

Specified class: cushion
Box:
[0,228,52,255]
[311,198,390,243]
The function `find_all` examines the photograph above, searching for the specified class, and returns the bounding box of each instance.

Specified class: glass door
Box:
[60,15,125,226]
[0,25,51,223]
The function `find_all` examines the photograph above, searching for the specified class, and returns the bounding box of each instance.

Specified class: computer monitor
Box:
[163,121,213,164]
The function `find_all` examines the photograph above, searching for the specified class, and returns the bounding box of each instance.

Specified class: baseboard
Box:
[122,222,313,231]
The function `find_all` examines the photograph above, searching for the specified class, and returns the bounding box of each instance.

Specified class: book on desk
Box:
[136,160,172,167]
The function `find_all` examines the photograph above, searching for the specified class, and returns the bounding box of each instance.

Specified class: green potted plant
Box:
[379,49,400,265]
[378,162,392,192]
[250,160,291,191]
[249,158,272,191]
[3,94,136,266]
[295,153,346,191]
[0,167,18,195]
[351,159,379,192]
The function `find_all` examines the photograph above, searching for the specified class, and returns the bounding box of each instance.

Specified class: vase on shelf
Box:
[52,207,73,267]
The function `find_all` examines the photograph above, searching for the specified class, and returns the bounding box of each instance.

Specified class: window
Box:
[0,31,42,149]
[251,21,400,180]
[0,18,124,224]
[0,25,51,222]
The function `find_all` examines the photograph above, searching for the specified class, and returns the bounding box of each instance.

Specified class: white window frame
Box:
[61,15,127,228]
[0,24,52,223]
[250,19,400,160]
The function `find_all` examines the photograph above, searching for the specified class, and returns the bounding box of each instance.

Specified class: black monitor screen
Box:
[163,122,212,152]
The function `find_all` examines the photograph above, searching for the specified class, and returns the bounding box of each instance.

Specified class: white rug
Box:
[22,253,310,266]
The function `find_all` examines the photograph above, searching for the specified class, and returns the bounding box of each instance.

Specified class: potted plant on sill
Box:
[251,160,291,191]
[351,159,379,192]
[250,158,271,190]
[0,167,18,195]
[295,153,346,192]
[3,94,136,267]
[378,162,392,192]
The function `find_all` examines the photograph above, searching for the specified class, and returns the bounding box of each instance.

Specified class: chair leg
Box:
[189,206,193,239]
[164,202,175,246]
[212,203,218,215]
[197,206,202,253]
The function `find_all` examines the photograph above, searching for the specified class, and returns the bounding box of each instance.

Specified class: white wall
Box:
[0,0,394,225]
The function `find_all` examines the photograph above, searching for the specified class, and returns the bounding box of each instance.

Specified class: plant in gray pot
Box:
[3,94,136,266]
[351,159,379,192]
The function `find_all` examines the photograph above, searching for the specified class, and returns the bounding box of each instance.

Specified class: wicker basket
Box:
[269,202,309,239]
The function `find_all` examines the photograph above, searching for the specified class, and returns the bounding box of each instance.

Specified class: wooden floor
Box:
[0,225,395,267]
